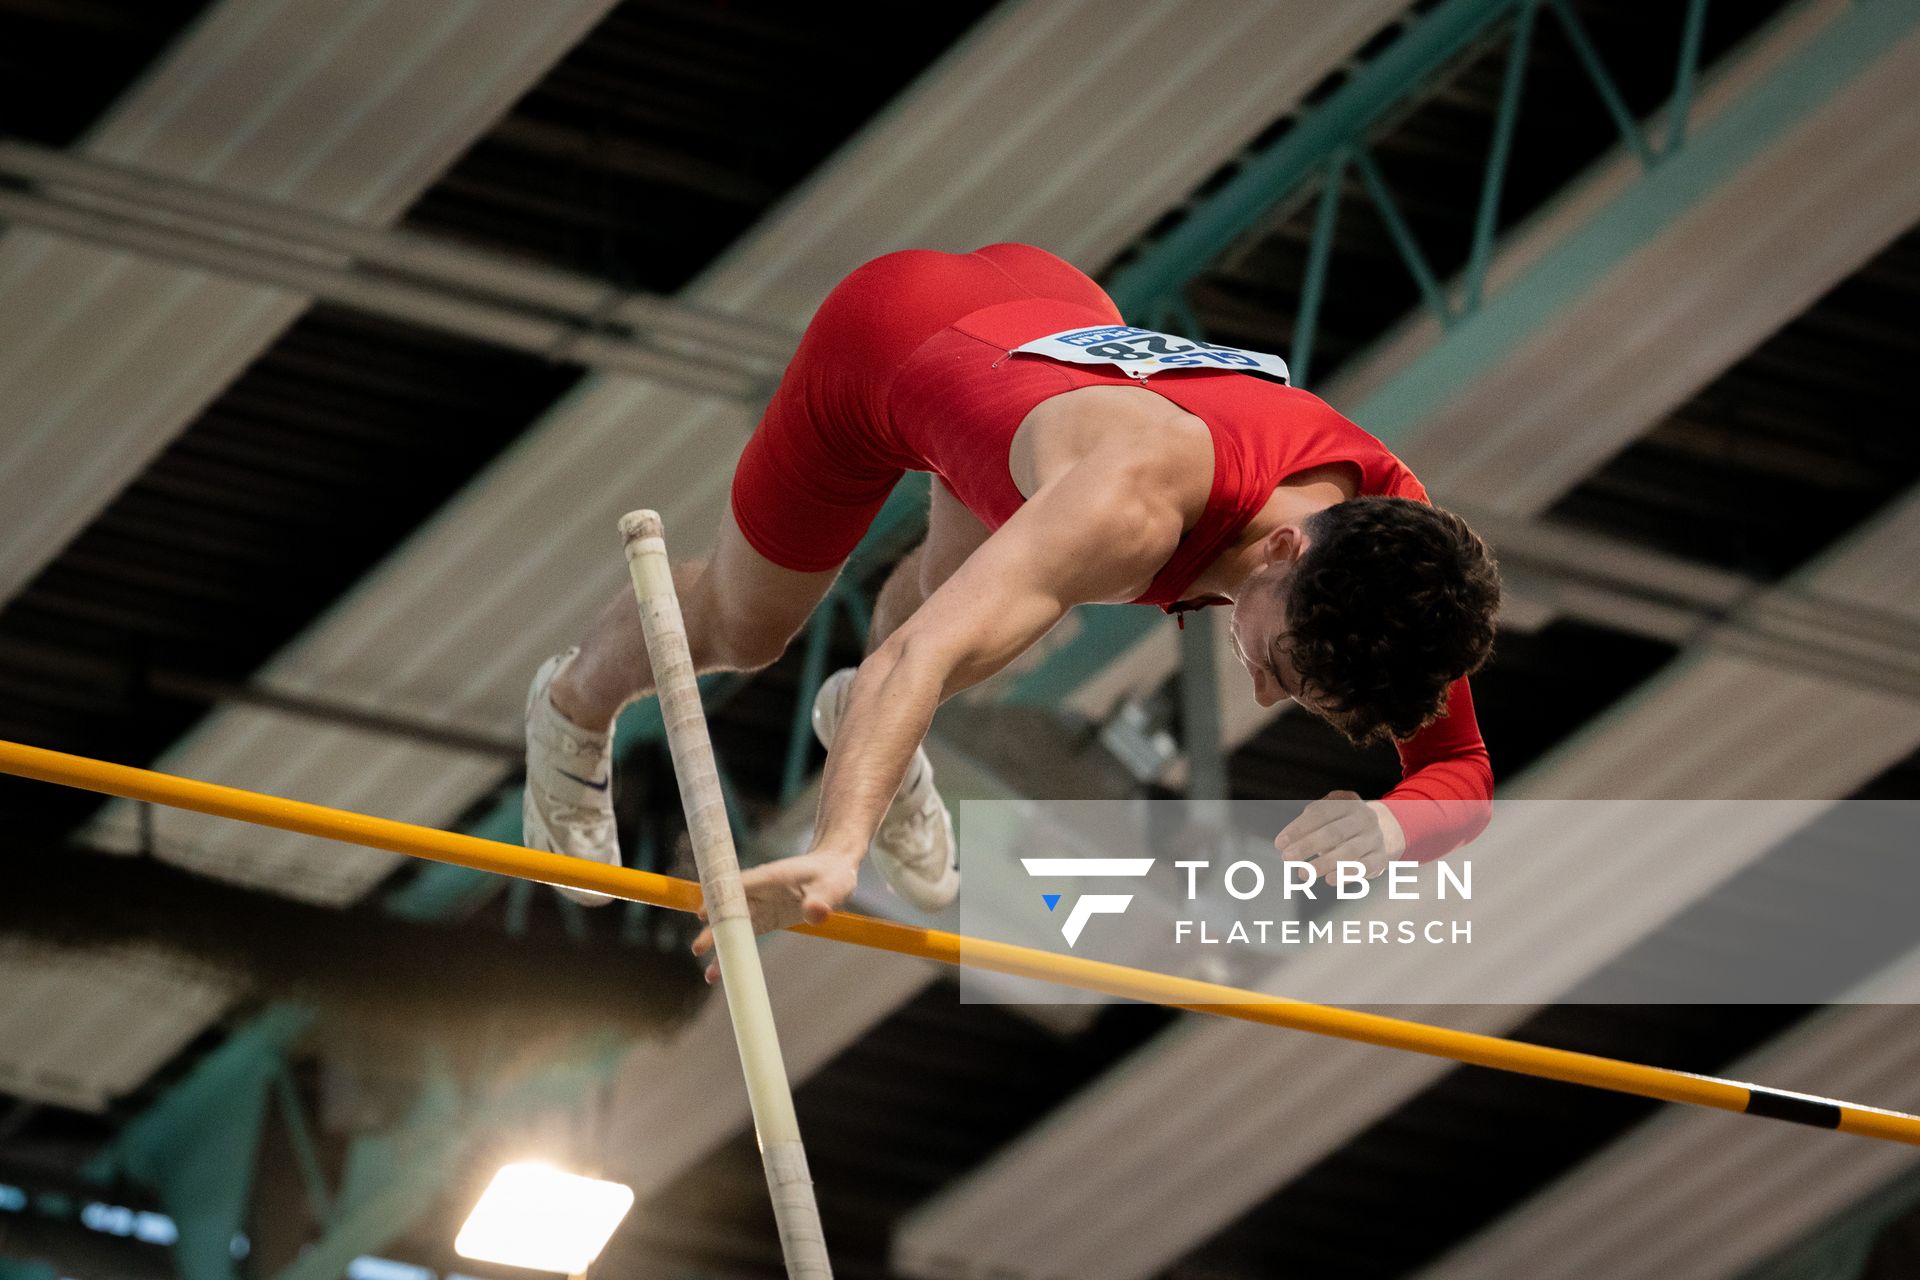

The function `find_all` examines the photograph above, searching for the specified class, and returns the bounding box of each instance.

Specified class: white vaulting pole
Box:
[619,510,832,1277]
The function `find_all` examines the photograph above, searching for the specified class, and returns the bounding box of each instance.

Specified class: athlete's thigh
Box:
[701,506,842,661]
[918,479,993,598]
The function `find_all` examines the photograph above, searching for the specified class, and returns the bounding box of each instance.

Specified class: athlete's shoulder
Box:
[1275,387,1429,503]
[1388,469,1431,504]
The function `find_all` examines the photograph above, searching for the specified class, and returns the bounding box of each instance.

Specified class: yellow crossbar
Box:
[2,736,1915,1147]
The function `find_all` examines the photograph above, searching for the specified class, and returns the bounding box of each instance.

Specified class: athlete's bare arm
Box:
[825,457,1180,840]
[689,447,1190,967]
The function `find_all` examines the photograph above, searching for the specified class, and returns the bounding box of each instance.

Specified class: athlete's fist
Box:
[689,850,859,984]
[1273,790,1407,883]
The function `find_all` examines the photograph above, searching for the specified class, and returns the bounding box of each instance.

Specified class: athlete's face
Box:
[1228,526,1318,713]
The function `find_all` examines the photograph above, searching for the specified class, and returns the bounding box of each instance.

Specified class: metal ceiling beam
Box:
[1357,0,1920,468]
[1022,0,1920,745]
[0,0,622,611]
[1417,512,1920,701]
[1075,507,1920,792]
[0,635,521,761]
[0,141,793,362]
[269,1039,627,1280]
[0,142,793,398]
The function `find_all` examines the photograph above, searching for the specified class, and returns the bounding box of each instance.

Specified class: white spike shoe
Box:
[524,649,621,907]
[811,668,959,912]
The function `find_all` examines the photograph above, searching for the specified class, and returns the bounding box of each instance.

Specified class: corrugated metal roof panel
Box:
[0,945,233,1112]
[0,0,622,610]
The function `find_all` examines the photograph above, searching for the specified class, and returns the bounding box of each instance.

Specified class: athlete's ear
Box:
[1260,522,1312,568]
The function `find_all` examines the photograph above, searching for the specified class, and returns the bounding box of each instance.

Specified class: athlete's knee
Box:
[695,593,798,672]
[720,619,795,672]
[916,542,962,602]
[879,543,927,604]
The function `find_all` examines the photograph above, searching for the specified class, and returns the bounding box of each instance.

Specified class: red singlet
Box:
[890,296,1429,608]
[729,245,1491,857]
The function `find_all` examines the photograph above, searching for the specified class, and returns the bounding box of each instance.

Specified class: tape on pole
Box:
[618,510,834,1278]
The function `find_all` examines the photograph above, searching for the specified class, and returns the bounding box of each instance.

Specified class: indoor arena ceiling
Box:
[1,1,1917,1278]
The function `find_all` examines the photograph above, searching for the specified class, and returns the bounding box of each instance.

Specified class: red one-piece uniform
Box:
[729,244,1491,858]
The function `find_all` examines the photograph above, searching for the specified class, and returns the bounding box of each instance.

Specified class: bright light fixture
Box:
[454,1163,634,1275]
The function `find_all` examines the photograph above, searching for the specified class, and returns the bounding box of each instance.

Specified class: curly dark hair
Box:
[1282,497,1500,745]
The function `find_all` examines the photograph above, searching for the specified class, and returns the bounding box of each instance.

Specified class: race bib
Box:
[1011,325,1291,384]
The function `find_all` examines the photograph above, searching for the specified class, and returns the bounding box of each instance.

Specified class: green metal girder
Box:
[1353,0,1920,448]
[1014,0,1920,711]
[87,1007,312,1280]
[273,1036,627,1280]
[999,605,1157,707]
[1104,0,1524,317]
[992,0,1528,712]
[1464,0,1536,313]
[273,1067,462,1280]
[1177,611,1227,800]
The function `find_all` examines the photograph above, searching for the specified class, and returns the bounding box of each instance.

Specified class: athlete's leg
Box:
[866,480,993,650]
[530,247,1030,905]
[549,508,840,731]
[867,544,925,657]
[793,482,990,926]
[527,508,842,905]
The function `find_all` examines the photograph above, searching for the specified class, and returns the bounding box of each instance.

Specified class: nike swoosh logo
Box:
[557,768,610,792]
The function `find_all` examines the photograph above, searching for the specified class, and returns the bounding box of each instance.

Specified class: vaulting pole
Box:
[617,510,831,1278]
[0,736,1916,1149]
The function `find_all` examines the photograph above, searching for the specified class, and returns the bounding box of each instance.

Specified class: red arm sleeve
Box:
[1382,677,1493,862]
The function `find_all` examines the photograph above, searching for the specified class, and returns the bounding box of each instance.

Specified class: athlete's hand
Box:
[689,849,859,984]
[1274,790,1407,884]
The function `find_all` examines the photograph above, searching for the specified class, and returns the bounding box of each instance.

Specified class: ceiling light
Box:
[454,1163,633,1275]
